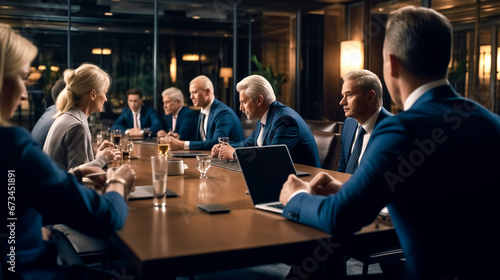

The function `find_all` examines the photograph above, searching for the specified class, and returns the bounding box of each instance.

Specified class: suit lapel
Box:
[344,119,357,159]
[262,101,278,145]
[205,99,218,139]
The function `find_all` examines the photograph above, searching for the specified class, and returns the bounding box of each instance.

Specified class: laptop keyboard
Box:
[268,203,285,210]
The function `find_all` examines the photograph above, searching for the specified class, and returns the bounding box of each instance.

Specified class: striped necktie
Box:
[199,113,206,141]
[345,126,366,174]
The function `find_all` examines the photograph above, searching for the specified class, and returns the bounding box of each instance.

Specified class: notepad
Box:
[129,185,178,200]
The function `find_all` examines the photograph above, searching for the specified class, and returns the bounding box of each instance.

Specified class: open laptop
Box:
[235,144,298,214]
[170,151,207,158]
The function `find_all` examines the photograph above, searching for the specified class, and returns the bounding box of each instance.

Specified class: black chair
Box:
[51,224,121,269]
[312,131,342,170]
[345,219,404,278]
[305,120,343,133]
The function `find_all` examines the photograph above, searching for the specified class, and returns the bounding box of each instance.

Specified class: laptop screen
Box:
[235,145,297,205]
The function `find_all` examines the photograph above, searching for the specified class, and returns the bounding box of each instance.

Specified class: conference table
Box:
[111,141,395,279]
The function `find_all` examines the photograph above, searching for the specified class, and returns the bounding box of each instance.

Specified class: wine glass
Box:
[158,136,170,157]
[120,139,134,159]
[196,155,211,179]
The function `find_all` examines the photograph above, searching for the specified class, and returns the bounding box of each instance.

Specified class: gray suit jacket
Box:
[44,107,107,170]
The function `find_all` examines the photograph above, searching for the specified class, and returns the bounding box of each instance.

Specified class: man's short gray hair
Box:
[161,87,184,104]
[343,69,383,107]
[236,75,276,105]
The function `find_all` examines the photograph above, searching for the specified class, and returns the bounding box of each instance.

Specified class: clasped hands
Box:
[211,143,235,160]
[95,140,121,162]
[157,130,179,139]
[279,171,344,206]
[71,165,136,200]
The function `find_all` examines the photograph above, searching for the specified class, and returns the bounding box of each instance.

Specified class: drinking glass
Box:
[120,139,134,159]
[218,137,230,145]
[112,129,122,147]
[151,155,168,207]
[143,128,152,138]
[196,155,211,179]
[96,131,107,146]
[158,136,170,157]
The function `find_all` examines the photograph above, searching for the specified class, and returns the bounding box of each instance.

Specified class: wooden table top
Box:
[112,143,394,278]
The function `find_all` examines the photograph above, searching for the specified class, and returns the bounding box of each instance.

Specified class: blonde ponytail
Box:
[53,63,110,118]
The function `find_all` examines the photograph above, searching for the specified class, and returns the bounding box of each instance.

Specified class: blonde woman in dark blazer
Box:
[44,63,116,170]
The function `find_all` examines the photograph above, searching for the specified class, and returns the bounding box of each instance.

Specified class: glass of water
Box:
[151,155,168,207]
[196,155,211,179]
[218,137,229,145]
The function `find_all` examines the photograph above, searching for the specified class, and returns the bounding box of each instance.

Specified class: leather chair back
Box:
[305,120,343,133]
[240,115,258,139]
[312,131,342,170]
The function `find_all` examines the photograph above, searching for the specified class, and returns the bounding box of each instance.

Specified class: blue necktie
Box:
[199,113,206,141]
[345,126,366,174]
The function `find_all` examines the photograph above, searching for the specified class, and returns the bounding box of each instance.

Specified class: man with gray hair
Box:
[157,87,198,141]
[212,74,320,168]
[337,69,393,174]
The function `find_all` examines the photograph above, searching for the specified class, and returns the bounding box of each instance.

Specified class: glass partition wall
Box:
[2,0,499,130]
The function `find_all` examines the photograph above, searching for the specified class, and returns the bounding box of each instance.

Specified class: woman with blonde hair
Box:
[0,24,135,279]
[44,63,117,170]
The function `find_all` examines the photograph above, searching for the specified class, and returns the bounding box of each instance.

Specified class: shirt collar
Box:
[201,99,214,115]
[260,109,269,126]
[359,107,382,135]
[173,106,182,118]
[404,79,449,110]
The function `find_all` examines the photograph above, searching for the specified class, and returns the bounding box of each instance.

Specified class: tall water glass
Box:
[151,155,168,207]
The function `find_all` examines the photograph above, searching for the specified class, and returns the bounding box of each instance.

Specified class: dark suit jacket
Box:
[2,127,127,280]
[337,107,393,172]
[283,85,500,279]
[189,98,244,150]
[111,106,162,137]
[161,106,199,141]
[31,105,57,149]
[233,101,321,168]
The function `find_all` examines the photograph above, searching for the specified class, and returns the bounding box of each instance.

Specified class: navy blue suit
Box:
[283,85,500,279]
[337,107,393,172]
[1,127,128,280]
[31,105,57,149]
[111,106,162,137]
[189,98,244,150]
[233,101,321,168]
[161,106,199,141]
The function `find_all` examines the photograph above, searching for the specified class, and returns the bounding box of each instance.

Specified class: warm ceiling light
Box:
[50,66,60,72]
[104,12,113,16]
[219,67,233,88]
[92,48,112,55]
[192,16,201,19]
[340,40,363,77]
[38,65,47,71]
[98,27,105,31]
[170,57,177,83]
[182,54,206,61]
